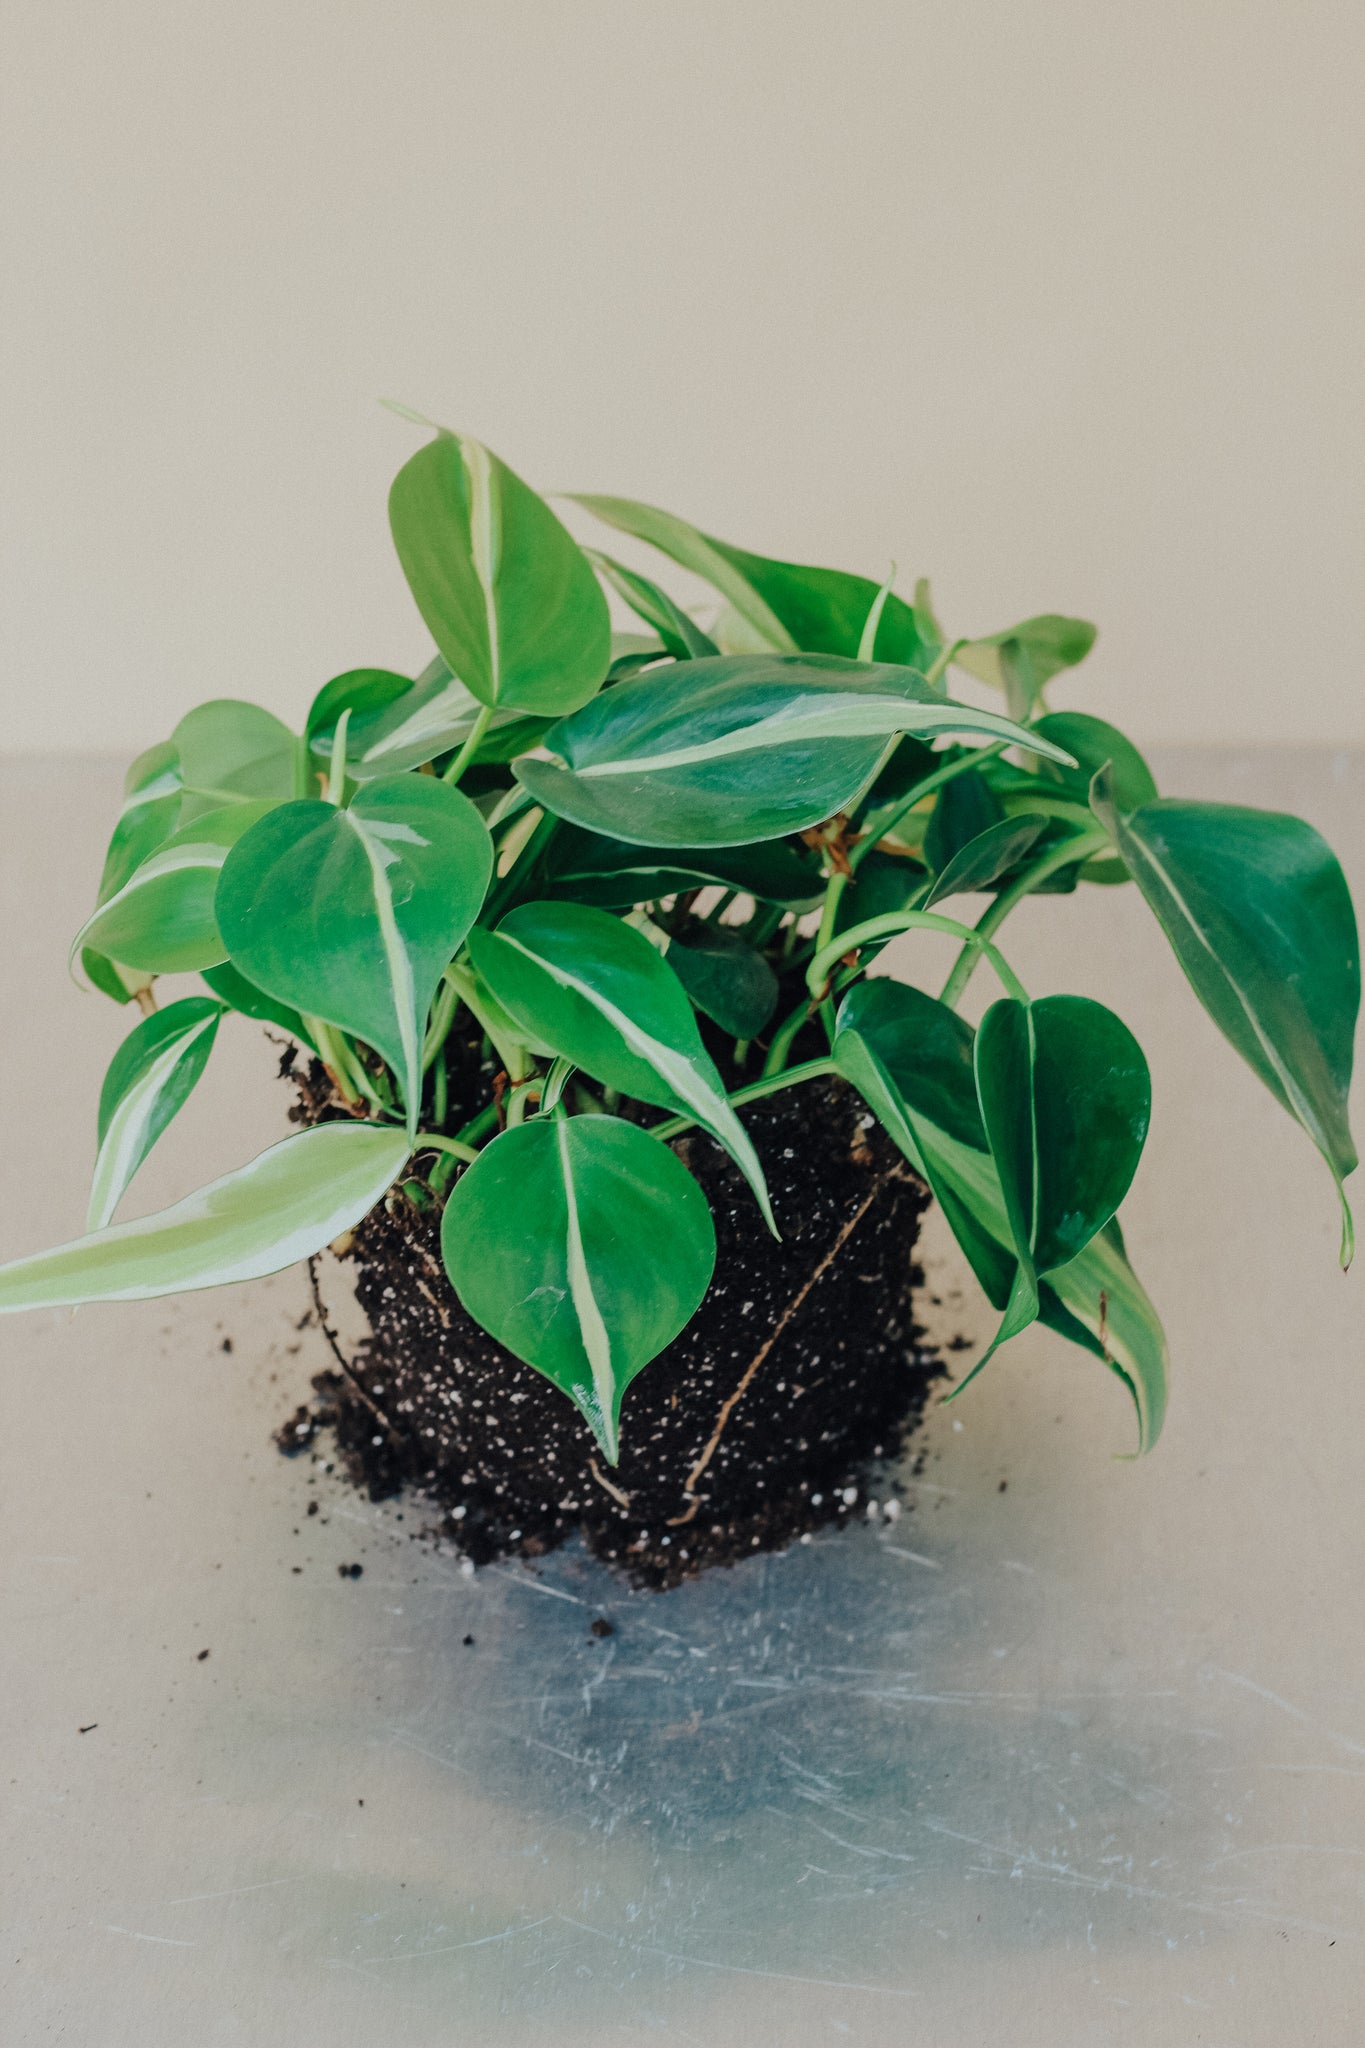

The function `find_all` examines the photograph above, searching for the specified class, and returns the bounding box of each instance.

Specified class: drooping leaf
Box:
[515,654,1072,849]
[571,494,933,667]
[172,700,297,821]
[200,962,315,1050]
[88,997,224,1229]
[72,802,277,975]
[0,1123,409,1311]
[216,776,493,1139]
[954,614,1097,718]
[469,901,775,1229]
[390,433,610,716]
[82,741,185,1002]
[441,1111,715,1462]
[967,994,1151,1374]
[924,813,1050,907]
[1092,771,1359,1259]
[834,979,1166,1446]
[665,925,779,1038]
[1031,711,1157,812]
[585,549,719,659]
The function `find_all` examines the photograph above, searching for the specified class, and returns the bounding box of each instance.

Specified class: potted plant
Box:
[1,428,1357,1585]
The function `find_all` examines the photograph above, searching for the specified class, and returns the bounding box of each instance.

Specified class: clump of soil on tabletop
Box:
[278,1041,939,1590]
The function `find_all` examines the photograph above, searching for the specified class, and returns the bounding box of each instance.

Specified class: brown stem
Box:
[667,1164,906,1525]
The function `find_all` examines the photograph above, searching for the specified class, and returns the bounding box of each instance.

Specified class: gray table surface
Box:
[2,749,1362,2047]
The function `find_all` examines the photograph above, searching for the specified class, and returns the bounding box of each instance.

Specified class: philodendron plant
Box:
[0,428,1357,1466]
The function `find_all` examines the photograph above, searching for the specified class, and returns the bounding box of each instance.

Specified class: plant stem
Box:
[432,1046,448,1125]
[441,703,494,787]
[415,1131,481,1164]
[923,636,966,689]
[453,1101,499,1147]
[422,975,459,1071]
[761,990,816,1077]
[938,826,1111,1008]
[648,1056,837,1143]
[806,909,1030,1007]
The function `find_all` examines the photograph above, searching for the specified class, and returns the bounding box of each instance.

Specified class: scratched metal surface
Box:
[2,749,1363,2046]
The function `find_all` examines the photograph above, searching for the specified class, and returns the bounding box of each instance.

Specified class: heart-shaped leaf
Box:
[968,994,1151,1374]
[73,802,276,975]
[572,494,933,667]
[88,997,225,1229]
[954,614,1097,718]
[665,926,779,1038]
[1092,771,1359,1260]
[924,813,1050,907]
[216,776,493,1138]
[441,1111,715,1461]
[0,1122,409,1311]
[172,700,298,821]
[515,655,1071,849]
[390,433,610,716]
[834,979,1165,1446]
[586,550,719,660]
[82,741,184,1002]
[469,901,774,1229]
[305,668,414,762]
[1031,711,1157,812]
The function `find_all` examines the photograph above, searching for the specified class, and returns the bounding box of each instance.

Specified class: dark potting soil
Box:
[279,1051,939,1589]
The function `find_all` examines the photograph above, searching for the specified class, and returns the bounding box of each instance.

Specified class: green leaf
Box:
[955,614,1097,718]
[585,549,719,659]
[524,822,824,912]
[515,654,1071,849]
[88,997,224,1230]
[305,668,414,760]
[216,776,493,1140]
[924,813,1050,907]
[1031,711,1157,812]
[172,700,297,821]
[73,802,277,975]
[0,1123,409,1312]
[390,433,610,716]
[834,979,1166,1446]
[571,494,932,667]
[441,1111,715,1462]
[1092,773,1359,1260]
[469,901,775,1229]
[200,962,315,1050]
[968,994,1151,1373]
[923,765,1004,873]
[665,925,779,1038]
[82,741,185,1003]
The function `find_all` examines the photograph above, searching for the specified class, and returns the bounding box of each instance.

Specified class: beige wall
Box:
[2,0,1361,756]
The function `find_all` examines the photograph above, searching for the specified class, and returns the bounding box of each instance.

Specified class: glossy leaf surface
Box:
[516,655,1069,848]
[525,823,823,911]
[834,979,1165,1446]
[572,494,932,667]
[441,1111,715,1462]
[390,434,609,715]
[88,997,224,1230]
[924,813,1050,907]
[469,902,774,1228]
[1031,711,1157,812]
[0,1123,409,1311]
[665,926,779,1038]
[217,776,492,1137]
[73,802,276,975]
[1093,774,1359,1256]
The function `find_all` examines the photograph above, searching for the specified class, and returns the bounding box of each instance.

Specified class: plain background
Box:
[2,0,1363,755]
